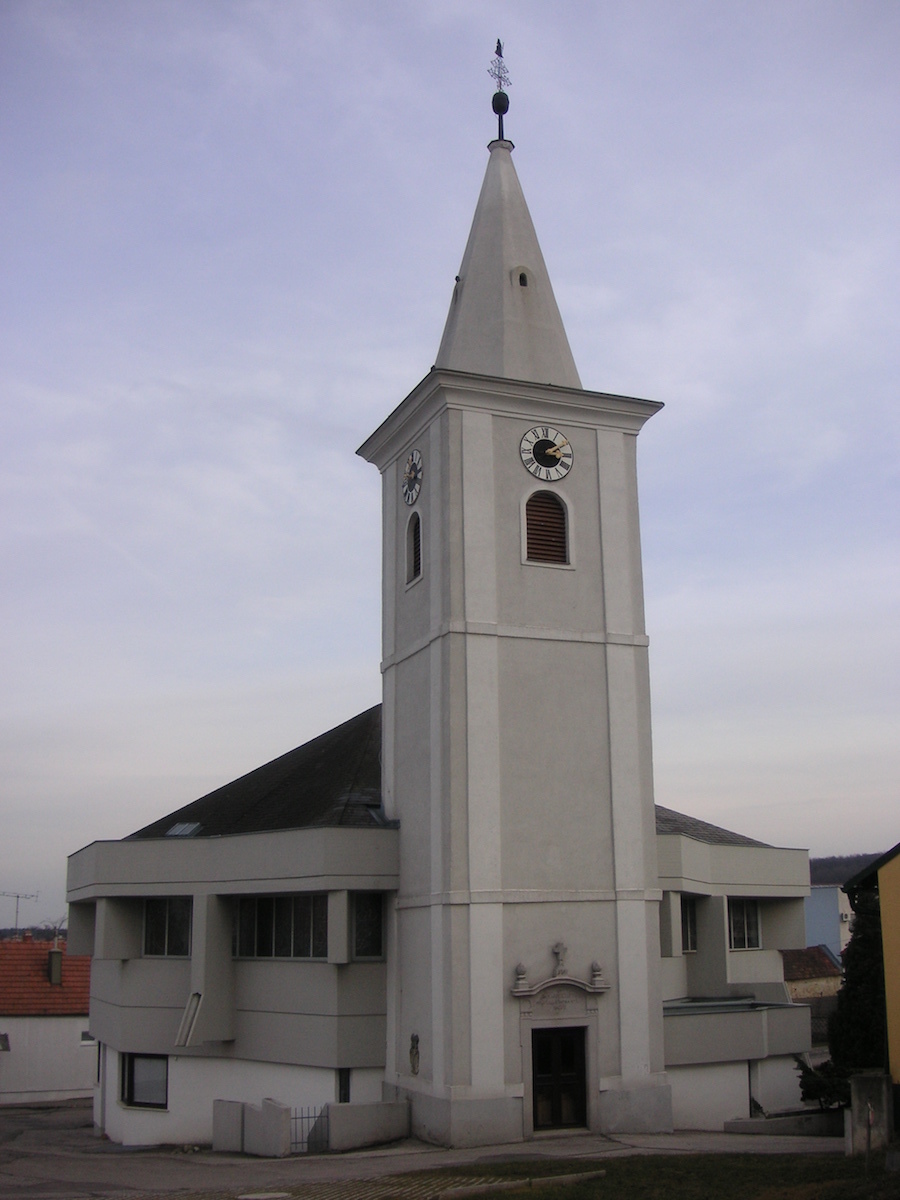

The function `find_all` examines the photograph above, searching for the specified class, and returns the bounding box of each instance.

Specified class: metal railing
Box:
[291,1104,328,1154]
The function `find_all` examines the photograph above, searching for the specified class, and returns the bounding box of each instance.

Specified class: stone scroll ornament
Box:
[409,1033,420,1076]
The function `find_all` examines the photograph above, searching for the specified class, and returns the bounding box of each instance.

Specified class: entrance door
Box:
[532,1026,587,1130]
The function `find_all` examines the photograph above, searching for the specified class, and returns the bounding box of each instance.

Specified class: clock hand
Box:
[545,438,570,459]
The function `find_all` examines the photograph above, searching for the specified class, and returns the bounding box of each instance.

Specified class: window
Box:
[122,1053,167,1108]
[680,895,697,953]
[406,512,422,583]
[234,894,327,959]
[144,897,192,957]
[337,1067,351,1103]
[352,892,384,959]
[526,491,568,564]
[728,898,760,950]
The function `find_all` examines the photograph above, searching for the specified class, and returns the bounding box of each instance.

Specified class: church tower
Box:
[358,65,672,1145]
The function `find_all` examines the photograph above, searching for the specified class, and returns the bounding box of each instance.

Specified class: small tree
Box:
[828,886,887,1072]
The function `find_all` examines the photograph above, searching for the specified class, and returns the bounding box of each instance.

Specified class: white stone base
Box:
[408,1090,524,1147]
[597,1081,673,1133]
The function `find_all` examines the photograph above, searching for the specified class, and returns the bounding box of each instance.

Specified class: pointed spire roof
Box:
[435,139,581,389]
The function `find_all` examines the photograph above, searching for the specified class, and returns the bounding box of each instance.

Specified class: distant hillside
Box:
[810,853,883,886]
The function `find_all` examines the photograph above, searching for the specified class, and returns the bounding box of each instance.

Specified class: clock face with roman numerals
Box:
[519,425,573,482]
[401,448,423,505]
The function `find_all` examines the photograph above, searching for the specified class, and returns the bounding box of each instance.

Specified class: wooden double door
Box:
[532,1026,587,1130]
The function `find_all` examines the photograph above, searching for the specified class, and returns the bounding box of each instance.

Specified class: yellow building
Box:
[845,842,900,1085]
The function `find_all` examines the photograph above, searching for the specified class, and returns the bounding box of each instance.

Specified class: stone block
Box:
[243,1098,291,1158]
[327,1100,409,1151]
[212,1099,244,1152]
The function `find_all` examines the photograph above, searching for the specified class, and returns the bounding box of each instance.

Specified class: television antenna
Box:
[1,891,39,933]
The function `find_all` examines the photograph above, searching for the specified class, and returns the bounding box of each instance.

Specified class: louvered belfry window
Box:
[406,511,422,582]
[526,491,568,564]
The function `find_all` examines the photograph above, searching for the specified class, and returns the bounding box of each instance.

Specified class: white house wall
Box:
[97,1049,337,1146]
[0,1016,95,1105]
[668,1062,749,1130]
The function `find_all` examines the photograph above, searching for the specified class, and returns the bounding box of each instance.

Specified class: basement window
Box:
[526,491,568,564]
[122,1053,168,1108]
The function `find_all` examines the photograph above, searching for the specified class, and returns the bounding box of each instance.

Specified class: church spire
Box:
[434,47,581,389]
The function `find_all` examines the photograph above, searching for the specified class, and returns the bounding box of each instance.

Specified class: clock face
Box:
[519,425,573,482]
[401,448,423,505]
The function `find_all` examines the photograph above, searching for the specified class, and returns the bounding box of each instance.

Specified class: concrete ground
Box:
[0,1099,845,1200]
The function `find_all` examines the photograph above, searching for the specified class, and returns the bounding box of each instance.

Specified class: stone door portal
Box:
[531,1026,587,1130]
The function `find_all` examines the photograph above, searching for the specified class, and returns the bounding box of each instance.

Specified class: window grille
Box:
[526,491,568,564]
[291,1105,329,1153]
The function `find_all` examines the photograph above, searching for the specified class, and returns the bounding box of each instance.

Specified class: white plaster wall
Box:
[668,1062,749,1130]
[751,1055,803,1113]
[727,949,785,986]
[100,1049,345,1145]
[660,955,689,1002]
[349,1067,385,1104]
[0,1016,95,1104]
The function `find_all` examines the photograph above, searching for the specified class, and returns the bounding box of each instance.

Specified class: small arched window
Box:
[526,491,568,564]
[519,271,528,287]
[406,511,422,583]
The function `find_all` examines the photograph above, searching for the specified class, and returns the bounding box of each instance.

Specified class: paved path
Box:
[0,1100,845,1200]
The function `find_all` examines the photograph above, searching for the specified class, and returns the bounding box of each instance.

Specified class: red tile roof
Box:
[781,945,842,982]
[0,939,90,1016]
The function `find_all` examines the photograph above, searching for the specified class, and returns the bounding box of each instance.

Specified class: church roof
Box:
[128,706,769,851]
[654,804,770,848]
[434,139,581,389]
[128,705,386,840]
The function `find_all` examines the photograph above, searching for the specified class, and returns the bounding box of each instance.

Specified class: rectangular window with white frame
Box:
[352,892,384,959]
[233,894,328,959]
[728,897,761,950]
[680,895,698,953]
[143,896,192,957]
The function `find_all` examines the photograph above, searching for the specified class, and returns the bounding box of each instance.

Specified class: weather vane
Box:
[488,39,511,140]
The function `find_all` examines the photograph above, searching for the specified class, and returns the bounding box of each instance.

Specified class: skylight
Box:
[165,821,201,837]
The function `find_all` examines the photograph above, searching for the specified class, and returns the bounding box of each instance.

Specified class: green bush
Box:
[793,1054,850,1108]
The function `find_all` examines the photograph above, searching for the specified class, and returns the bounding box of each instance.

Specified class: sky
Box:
[1,1,897,927]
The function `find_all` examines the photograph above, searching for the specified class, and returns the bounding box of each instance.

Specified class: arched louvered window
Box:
[406,511,422,583]
[526,491,568,564]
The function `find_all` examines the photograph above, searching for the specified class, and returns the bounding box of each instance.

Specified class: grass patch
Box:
[417,1153,900,1199]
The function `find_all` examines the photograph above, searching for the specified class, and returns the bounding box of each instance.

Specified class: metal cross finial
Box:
[488,41,511,92]
[488,40,511,140]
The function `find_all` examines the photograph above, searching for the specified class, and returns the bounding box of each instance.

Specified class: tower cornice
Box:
[357,367,662,470]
